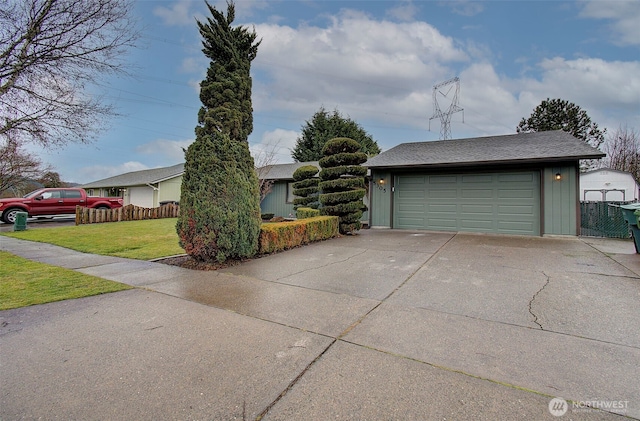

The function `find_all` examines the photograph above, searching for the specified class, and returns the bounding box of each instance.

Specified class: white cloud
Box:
[250,129,299,165]
[136,139,193,162]
[153,0,194,26]
[252,10,468,128]
[246,6,638,145]
[386,1,419,22]
[580,0,640,46]
[80,162,150,183]
[455,57,640,138]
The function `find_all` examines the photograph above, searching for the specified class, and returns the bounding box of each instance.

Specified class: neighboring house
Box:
[580,168,639,202]
[82,163,183,208]
[364,130,605,236]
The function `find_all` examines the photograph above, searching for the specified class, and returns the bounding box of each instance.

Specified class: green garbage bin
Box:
[620,203,640,225]
[619,204,640,253]
[13,211,27,231]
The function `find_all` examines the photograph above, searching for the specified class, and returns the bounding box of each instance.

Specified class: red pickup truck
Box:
[0,188,123,224]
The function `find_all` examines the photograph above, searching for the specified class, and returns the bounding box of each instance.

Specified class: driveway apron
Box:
[1,230,639,420]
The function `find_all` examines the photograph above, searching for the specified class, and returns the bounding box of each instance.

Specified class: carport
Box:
[365,131,605,236]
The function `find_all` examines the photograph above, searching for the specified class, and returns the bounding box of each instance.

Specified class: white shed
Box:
[580,168,639,201]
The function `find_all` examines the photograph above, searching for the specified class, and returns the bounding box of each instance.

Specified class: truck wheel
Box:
[2,208,23,224]
[96,206,109,210]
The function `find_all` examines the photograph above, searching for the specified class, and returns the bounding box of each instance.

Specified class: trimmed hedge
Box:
[258,216,339,254]
[296,207,320,219]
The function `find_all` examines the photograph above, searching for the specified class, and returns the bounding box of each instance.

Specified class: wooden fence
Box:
[75,204,180,225]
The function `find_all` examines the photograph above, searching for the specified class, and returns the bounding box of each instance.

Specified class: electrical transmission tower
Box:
[429,77,463,140]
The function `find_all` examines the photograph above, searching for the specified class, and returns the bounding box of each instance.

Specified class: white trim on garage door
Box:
[394,171,540,235]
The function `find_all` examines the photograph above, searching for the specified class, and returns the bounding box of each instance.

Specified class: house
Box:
[81,163,183,208]
[580,168,639,202]
[259,161,320,218]
[258,161,370,221]
[364,130,605,236]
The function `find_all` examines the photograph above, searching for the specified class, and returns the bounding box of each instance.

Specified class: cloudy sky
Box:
[40,0,640,184]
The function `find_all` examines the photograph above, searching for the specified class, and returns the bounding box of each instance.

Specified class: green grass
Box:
[0,251,132,310]
[1,218,184,260]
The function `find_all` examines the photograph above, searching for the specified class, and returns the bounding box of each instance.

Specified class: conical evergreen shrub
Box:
[177,132,261,262]
[318,137,368,234]
[292,165,319,210]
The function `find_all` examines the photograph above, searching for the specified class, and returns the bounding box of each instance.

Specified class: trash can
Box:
[13,211,28,232]
[619,204,640,253]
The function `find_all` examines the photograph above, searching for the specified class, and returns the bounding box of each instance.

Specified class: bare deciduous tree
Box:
[253,141,281,203]
[0,140,47,195]
[0,0,139,148]
[601,125,640,182]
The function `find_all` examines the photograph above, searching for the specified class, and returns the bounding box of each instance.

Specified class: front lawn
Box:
[0,251,132,310]
[1,218,184,260]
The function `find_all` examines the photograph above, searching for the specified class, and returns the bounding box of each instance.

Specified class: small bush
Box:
[258,216,338,254]
[261,213,274,220]
[296,207,320,219]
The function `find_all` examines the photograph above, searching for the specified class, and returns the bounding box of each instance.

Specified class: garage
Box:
[394,171,540,235]
[365,131,606,236]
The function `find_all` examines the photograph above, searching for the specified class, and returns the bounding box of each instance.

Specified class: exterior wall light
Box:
[376,178,387,192]
[555,173,562,181]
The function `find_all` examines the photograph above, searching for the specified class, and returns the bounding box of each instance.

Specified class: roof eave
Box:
[365,154,605,170]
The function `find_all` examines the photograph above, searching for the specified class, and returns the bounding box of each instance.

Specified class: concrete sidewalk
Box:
[1,231,639,420]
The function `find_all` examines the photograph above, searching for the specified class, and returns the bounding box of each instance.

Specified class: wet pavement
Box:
[1,230,639,420]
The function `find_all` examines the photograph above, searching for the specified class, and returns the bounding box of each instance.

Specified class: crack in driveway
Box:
[529,272,550,330]
[274,248,369,281]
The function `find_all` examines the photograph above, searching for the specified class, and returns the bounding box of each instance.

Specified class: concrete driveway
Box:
[1,230,639,420]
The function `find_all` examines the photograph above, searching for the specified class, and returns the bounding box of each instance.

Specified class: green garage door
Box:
[394,172,540,235]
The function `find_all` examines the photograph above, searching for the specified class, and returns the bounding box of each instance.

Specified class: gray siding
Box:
[261,181,295,217]
[543,165,578,235]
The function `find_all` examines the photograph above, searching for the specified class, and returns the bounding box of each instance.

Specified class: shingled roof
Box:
[82,163,184,188]
[364,130,605,169]
[258,161,320,180]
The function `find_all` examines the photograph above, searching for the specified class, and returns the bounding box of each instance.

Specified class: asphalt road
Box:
[0,215,76,232]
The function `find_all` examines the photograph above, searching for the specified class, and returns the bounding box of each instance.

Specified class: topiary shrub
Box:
[318,137,368,234]
[292,165,319,210]
[177,132,261,263]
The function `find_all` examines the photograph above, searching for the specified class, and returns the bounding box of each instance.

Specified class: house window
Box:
[286,182,296,204]
[86,189,94,196]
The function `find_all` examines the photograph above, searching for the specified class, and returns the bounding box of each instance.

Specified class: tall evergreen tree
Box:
[177,1,261,263]
[517,98,605,171]
[292,108,381,162]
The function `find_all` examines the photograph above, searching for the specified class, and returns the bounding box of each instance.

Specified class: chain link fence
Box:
[580,201,634,238]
